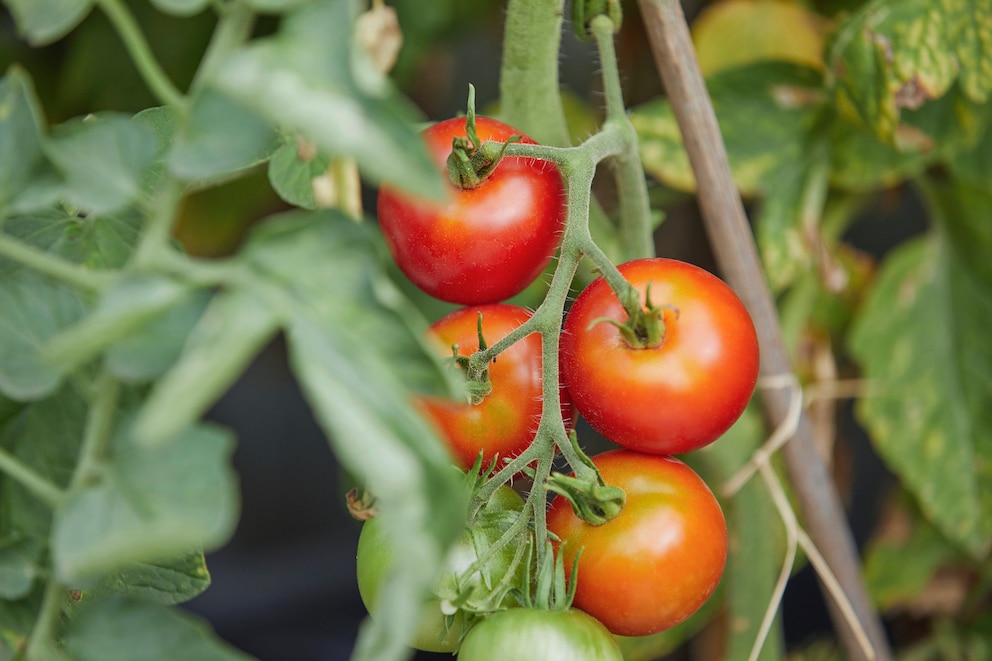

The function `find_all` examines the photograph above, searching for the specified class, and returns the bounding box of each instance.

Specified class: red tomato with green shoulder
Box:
[418,304,573,471]
[456,608,624,661]
[546,449,727,637]
[377,116,566,305]
[561,257,759,455]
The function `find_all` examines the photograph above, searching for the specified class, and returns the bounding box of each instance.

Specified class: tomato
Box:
[546,449,727,637]
[356,486,526,653]
[456,608,624,661]
[377,116,566,305]
[419,304,573,471]
[560,257,759,454]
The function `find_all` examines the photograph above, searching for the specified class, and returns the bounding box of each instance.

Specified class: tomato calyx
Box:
[590,281,678,350]
[547,473,626,525]
[448,313,494,405]
[446,85,522,189]
[345,487,379,520]
[572,0,623,41]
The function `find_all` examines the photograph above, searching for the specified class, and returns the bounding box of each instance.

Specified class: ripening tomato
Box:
[356,486,526,653]
[560,258,759,455]
[546,450,727,637]
[456,608,624,661]
[376,116,566,305]
[418,304,573,471]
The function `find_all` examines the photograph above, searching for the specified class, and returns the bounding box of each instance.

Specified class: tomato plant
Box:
[547,449,728,637]
[356,485,526,652]
[417,303,572,470]
[377,115,566,305]
[456,608,624,661]
[561,258,760,455]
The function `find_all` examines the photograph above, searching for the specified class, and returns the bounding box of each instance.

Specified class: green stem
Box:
[0,447,63,508]
[130,176,185,270]
[96,0,187,111]
[189,0,257,93]
[0,235,114,292]
[25,579,66,661]
[499,0,571,147]
[592,16,655,261]
[72,371,121,490]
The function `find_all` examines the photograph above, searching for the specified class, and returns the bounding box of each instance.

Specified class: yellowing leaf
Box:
[691,0,827,77]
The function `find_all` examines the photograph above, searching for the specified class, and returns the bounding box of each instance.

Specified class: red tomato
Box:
[418,304,572,471]
[560,258,759,454]
[546,450,727,637]
[377,116,566,305]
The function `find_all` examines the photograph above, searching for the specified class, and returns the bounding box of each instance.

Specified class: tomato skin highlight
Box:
[561,257,759,454]
[377,116,566,305]
[546,450,728,637]
[418,304,573,471]
[456,608,624,661]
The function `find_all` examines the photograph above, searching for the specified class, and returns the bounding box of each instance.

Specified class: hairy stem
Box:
[0,234,114,291]
[636,1,891,659]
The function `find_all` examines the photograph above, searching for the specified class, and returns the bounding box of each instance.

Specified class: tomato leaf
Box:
[43,275,193,374]
[0,67,49,216]
[44,113,160,216]
[52,420,239,582]
[632,62,825,197]
[0,537,40,600]
[168,88,280,183]
[848,206,992,557]
[0,273,89,401]
[132,288,281,446]
[148,0,211,16]
[209,0,444,199]
[1,0,93,46]
[267,139,332,210]
[92,551,212,606]
[63,596,253,661]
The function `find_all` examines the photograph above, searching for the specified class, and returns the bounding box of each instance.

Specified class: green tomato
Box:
[355,486,526,653]
[457,608,624,661]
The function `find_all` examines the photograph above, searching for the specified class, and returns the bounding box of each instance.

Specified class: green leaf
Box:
[0,66,48,216]
[0,387,87,542]
[848,224,992,557]
[45,113,160,215]
[132,106,177,202]
[0,536,40,600]
[148,0,211,16]
[0,272,88,401]
[267,139,331,210]
[943,0,992,104]
[243,0,312,10]
[44,275,193,374]
[1,208,143,274]
[105,290,211,383]
[168,88,280,182]
[52,420,239,581]
[96,551,211,605]
[239,211,464,661]
[0,586,41,659]
[132,288,281,446]
[632,62,826,196]
[210,0,444,199]
[2,0,93,46]
[695,408,787,661]
[63,596,253,661]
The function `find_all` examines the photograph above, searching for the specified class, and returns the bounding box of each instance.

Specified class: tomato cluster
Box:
[360,115,760,655]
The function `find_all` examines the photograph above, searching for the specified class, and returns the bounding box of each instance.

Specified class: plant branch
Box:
[0,234,114,292]
[71,370,121,489]
[97,0,187,111]
[25,578,67,661]
[0,447,64,508]
[190,0,256,93]
[635,1,891,659]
